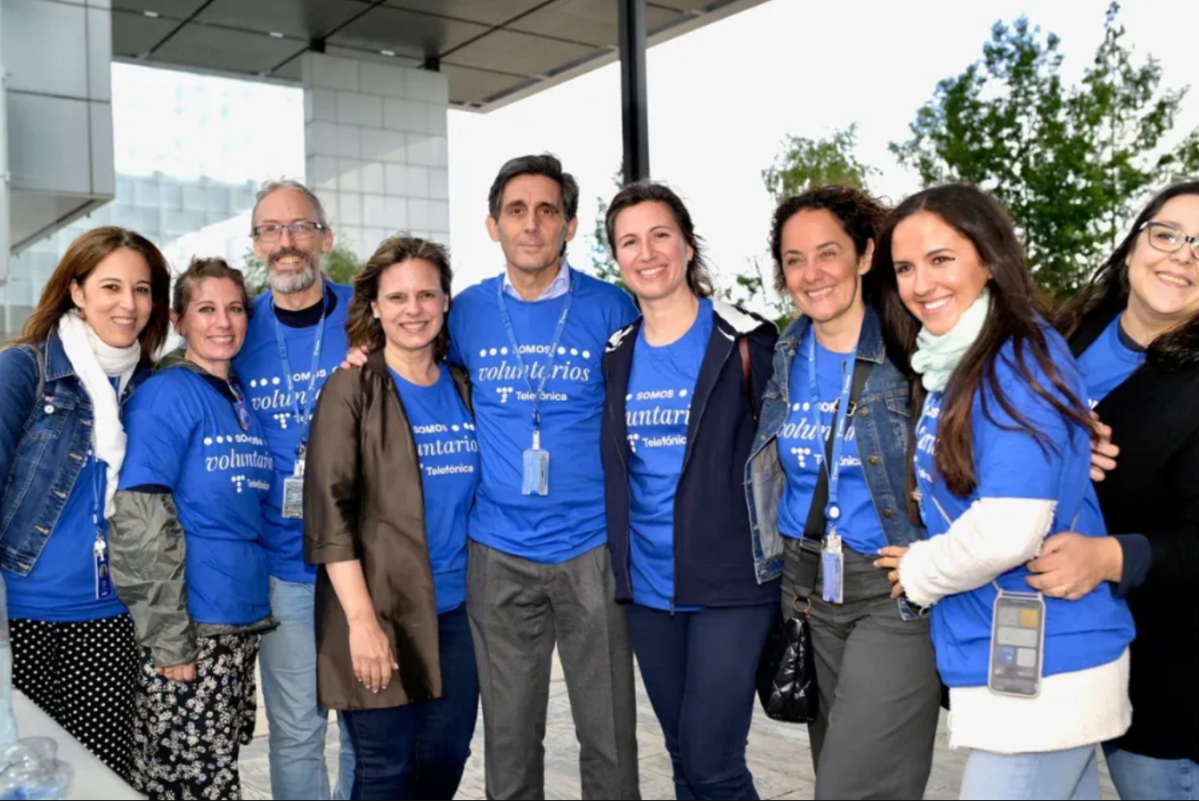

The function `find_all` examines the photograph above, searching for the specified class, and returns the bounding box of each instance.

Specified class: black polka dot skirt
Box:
[10,614,139,784]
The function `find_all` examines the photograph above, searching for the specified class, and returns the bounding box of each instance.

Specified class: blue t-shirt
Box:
[120,367,273,627]
[7,376,127,623]
[447,269,639,563]
[913,329,1135,687]
[389,364,480,615]
[625,299,713,611]
[776,331,886,555]
[234,282,352,583]
[1076,314,1147,408]
[6,451,127,623]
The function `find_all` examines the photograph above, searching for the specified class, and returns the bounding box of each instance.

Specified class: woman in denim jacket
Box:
[746,187,941,799]
[0,227,171,781]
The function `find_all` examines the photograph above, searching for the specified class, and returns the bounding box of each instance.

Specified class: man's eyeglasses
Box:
[251,221,328,243]
[1140,221,1199,260]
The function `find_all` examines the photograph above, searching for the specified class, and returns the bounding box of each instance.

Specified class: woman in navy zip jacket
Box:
[745,186,941,799]
[600,182,780,801]
[0,227,171,781]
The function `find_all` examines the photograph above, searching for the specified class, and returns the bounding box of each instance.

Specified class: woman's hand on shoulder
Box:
[340,345,370,371]
[1090,412,1119,482]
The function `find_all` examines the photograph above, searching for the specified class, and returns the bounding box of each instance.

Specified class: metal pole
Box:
[618,0,649,186]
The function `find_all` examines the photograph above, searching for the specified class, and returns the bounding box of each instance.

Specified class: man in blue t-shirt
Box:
[449,155,640,800]
[232,180,354,801]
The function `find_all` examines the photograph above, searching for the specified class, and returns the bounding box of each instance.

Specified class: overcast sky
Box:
[113,0,1199,309]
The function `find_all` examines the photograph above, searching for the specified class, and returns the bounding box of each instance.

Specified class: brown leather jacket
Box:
[304,349,472,711]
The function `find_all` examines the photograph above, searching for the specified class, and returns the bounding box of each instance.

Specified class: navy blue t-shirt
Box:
[913,329,1135,687]
[447,269,638,564]
[389,364,479,615]
[1076,314,1147,408]
[234,282,352,583]
[625,299,713,611]
[120,367,273,627]
[776,330,886,554]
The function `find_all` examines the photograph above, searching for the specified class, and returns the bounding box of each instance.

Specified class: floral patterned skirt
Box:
[131,632,262,801]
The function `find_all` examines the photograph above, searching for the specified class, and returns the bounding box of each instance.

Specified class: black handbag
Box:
[756,596,817,723]
[755,356,873,724]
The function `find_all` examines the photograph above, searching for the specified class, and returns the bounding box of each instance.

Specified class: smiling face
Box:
[1126,193,1199,330]
[252,187,332,294]
[174,277,249,368]
[780,208,872,325]
[891,211,993,336]
[613,201,694,304]
[69,248,154,348]
[372,258,449,355]
[486,174,578,276]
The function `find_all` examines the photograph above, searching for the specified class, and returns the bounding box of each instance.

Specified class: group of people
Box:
[0,153,1194,801]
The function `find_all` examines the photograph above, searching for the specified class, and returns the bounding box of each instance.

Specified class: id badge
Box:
[989,590,1046,698]
[821,533,845,605]
[522,448,550,496]
[94,535,113,600]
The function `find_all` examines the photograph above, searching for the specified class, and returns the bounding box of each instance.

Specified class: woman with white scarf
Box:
[0,227,171,782]
[871,185,1134,801]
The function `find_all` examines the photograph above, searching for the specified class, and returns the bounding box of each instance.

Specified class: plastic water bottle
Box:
[0,738,72,800]
[0,574,18,749]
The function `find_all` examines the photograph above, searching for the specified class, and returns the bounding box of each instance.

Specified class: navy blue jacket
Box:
[601,301,781,609]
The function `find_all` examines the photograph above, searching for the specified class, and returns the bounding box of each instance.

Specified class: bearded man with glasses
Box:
[233,180,357,800]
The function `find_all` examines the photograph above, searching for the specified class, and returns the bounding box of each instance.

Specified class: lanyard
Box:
[495,280,573,440]
[806,330,856,535]
[273,285,329,454]
[91,452,104,535]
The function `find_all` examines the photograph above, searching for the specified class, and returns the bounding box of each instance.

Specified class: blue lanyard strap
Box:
[273,285,330,453]
[806,331,856,534]
[495,278,573,434]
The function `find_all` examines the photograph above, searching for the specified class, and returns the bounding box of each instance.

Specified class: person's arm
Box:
[0,347,40,488]
[112,381,197,680]
[746,324,779,420]
[304,372,396,695]
[110,489,197,680]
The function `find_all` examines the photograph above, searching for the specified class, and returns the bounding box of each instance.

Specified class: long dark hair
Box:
[605,181,715,298]
[347,235,454,361]
[874,184,1092,498]
[13,227,172,363]
[1057,180,1199,368]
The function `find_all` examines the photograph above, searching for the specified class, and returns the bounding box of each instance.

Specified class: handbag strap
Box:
[793,354,873,599]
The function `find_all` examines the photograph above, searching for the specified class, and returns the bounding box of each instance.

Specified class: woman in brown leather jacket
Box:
[304,235,479,801]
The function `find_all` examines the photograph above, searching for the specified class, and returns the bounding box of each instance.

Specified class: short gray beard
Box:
[268,261,318,295]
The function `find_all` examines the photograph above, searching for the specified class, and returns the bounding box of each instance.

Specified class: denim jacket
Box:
[745,307,926,561]
[0,331,149,576]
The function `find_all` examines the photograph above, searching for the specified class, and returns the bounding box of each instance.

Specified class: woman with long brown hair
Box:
[0,226,170,781]
[305,235,479,800]
[872,185,1134,800]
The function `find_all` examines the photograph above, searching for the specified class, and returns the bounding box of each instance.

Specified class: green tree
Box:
[891,3,1199,297]
[243,243,363,297]
[762,124,878,200]
[587,166,628,291]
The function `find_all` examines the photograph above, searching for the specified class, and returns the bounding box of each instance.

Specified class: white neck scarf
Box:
[911,289,992,393]
[57,311,142,518]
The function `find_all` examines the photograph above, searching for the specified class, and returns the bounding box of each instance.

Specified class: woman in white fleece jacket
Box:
[871,184,1135,801]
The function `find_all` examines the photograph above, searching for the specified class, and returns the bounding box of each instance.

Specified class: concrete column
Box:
[302,53,450,262]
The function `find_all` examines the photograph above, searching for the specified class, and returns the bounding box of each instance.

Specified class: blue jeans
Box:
[627,603,775,801]
[1104,746,1199,800]
[342,606,479,800]
[960,745,1101,800]
[260,576,357,800]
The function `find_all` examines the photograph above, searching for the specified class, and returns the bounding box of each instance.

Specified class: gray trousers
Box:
[782,538,942,800]
[467,540,641,801]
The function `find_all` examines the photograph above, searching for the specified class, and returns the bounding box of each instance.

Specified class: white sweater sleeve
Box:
[898,497,1056,608]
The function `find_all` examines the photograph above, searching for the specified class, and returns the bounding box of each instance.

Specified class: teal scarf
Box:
[911,289,992,392]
